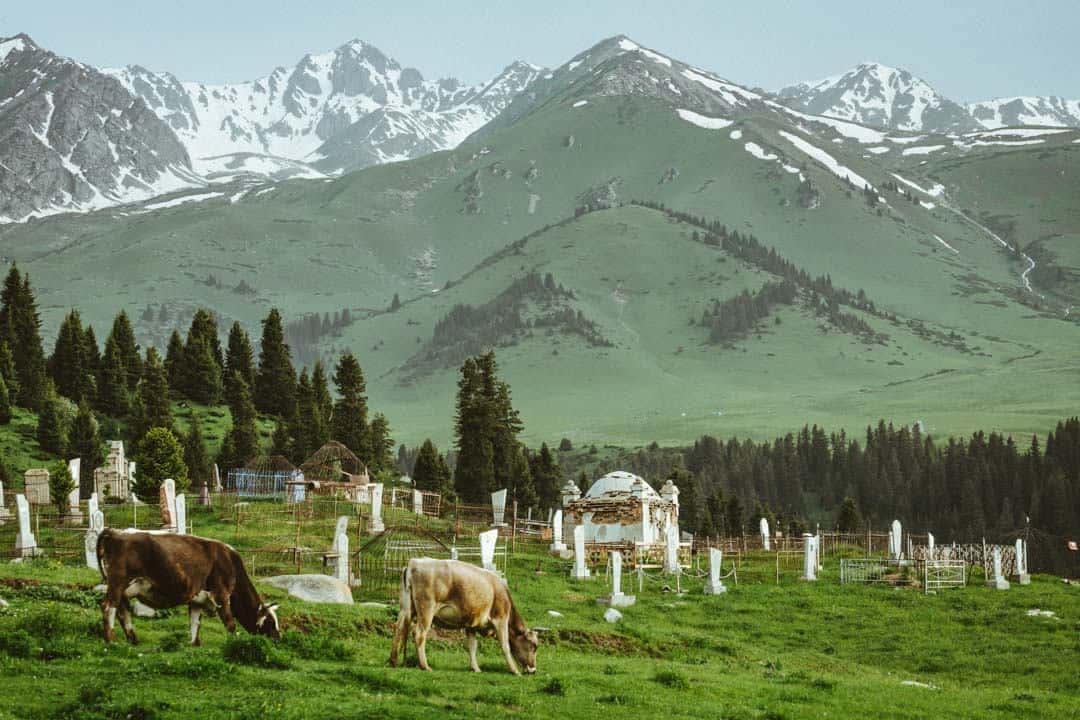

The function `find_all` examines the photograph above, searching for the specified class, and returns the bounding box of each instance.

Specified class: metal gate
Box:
[924,560,966,593]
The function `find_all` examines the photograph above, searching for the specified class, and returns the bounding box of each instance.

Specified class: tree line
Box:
[0,264,392,502]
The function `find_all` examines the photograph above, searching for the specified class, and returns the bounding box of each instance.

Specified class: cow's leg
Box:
[495,617,520,676]
[117,599,138,645]
[101,585,120,643]
[189,604,204,646]
[217,595,237,634]
[466,629,481,673]
[390,606,411,667]
[412,602,437,671]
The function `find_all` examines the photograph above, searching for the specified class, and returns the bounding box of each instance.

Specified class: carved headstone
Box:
[927,532,935,559]
[212,463,221,492]
[889,520,902,560]
[760,517,770,551]
[174,494,187,535]
[600,550,635,607]
[491,489,507,526]
[85,510,105,570]
[334,516,349,548]
[14,494,37,557]
[802,533,817,581]
[369,484,384,534]
[412,489,423,516]
[198,484,210,507]
[571,525,590,579]
[987,546,1010,590]
[704,547,727,594]
[479,528,499,573]
[1015,538,1030,585]
[159,479,177,529]
[24,468,50,506]
[0,479,11,521]
[664,523,680,574]
[333,532,350,584]
[550,509,567,554]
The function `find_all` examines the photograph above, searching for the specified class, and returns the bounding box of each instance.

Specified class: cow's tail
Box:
[96,528,118,583]
[398,561,414,621]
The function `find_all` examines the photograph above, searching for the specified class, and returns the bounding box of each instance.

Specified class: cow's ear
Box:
[268,604,280,612]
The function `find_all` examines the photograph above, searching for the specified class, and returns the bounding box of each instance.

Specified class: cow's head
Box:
[255,603,281,640]
[511,628,539,674]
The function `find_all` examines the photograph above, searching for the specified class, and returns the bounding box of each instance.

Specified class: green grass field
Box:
[1,537,1077,720]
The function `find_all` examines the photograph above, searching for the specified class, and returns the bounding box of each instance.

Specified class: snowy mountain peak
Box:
[967,96,1080,129]
[778,62,980,133]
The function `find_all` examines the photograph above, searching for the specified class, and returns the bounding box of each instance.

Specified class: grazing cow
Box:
[390,558,538,675]
[97,528,280,645]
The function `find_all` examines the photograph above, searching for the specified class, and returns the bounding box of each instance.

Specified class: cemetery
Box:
[1,466,1077,719]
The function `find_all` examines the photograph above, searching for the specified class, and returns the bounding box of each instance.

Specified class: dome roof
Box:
[584,471,659,499]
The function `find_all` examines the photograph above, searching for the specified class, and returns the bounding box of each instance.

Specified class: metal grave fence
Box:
[923,560,966,593]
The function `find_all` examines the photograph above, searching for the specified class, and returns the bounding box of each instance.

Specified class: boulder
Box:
[603,608,622,623]
[262,574,354,604]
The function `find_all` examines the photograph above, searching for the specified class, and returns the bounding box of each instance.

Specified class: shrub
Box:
[0,629,34,658]
[652,669,690,689]
[222,635,289,669]
[540,678,566,696]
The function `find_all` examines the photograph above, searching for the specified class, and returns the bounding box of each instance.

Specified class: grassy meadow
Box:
[0,533,1077,720]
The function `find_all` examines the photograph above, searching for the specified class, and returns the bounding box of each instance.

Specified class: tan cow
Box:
[390,558,538,674]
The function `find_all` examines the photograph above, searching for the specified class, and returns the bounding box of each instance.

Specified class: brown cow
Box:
[97,529,280,645]
[390,558,538,674]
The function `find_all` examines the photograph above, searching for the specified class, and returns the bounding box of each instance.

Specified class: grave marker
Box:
[174,494,187,536]
[491,489,507,526]
[479,529,499,573]
[369,484,384,534]
[802,533,817,581]
[1015,538,1030,585]
[599,550,635,607]
[334,532,350,584]
[889,520,902,560]
[571,525,590,579]
[24,468,50,506]
[664,523,680,574]
[986,546,1010,590]
[85,509,105,570]
[760,517,770,551]
[159,479,177,530]
[412,489,423,516]
[550,509,567,554]
[0,479,11,521]
[704,548,727,595]
[927,532,935,559]
[14,494,37,557]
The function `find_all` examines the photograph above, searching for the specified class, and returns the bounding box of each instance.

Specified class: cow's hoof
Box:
[126,634,139,646]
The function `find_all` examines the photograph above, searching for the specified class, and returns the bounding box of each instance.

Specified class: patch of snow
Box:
[887,135,926,144]
[729,129,743,140]
[638,48,672,67]
[933,234,958,254]
[890,173,944,197]
[902,145,946,156]
[963,127,1071,139]
[142,191,224,210]
[680,68,761,106]
[961,138,1045,147]
[567,60,583,72]
[0,37,28,63]
[778,130,874,191]
[572,100,589,108]
[920,201,936,210]
[676,108,732,129]
[744,142,777,161]
[866,146,890,154]
[771,104,887,143]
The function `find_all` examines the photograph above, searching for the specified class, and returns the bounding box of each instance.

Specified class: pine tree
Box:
[836,496,860,532]
[367,413,394,476]
[49,460,76,519]
[221,371,259,470]
[69,401,104,498]
[331,352,369,460]
[132,427,188,501]
[49,310,92,402]
[105,311,142,391]
[530,443,562,510]
[225,322,255,391]
[413,440,440,490]
[36,384,67,455]
[0,265,48,410]
[292,368,327,462]
[0,374,10,424]
[390,293,401,312]
[509,442,537,510]
[181,310,223,403]
[164,330,185,391]
[132,347,173,441]
[96,342,130,418]
[270,416,292,458]
[0,340,17,403]
[254,308,296,417]
[182,413,211,490]
[311,360,333,425]
[453,356,494,503]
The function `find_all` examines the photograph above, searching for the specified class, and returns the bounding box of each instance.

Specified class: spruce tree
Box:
[96,342,130,418]
[132,427,188,501]
[453,356,494,503]
[225,322,255,391]
[182,413,211,490]
[69,401,104,498]
[836,496,860,532]
[132,347,173,441]
[292,368,326,462]
[221,371,259,469]
[0,266,48,410]
[105,311,142,390]
[37,385,67,455]
[0,374,10,424]
[164,330,185,391]
[331,352,369,460]
[311,360,333,425]
[0,340,17,402]
[254,308,296,417]
[49,460,76,519]
[509,443,537,510]
[49,310,91,402]
[182,309,223,402]
[368,413,394,476]
[271,416,292,458]
[413,440,441,491]
[530,443,562,510]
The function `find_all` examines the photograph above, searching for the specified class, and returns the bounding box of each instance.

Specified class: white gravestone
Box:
[599,551,635,607]
[174,494,187,536]
[159,479,177,529]
[491,489,507,526]
[1015,538,1030,585]
[571,525,590,579]
[802,534,817,581]
[67,458,82,522]
[0,479,10,521]
[14,494,37,557]
[333,533,350,584]
[889,520,902,560]
[704,548,728,595]
[369,484,384,534]
[212,463,221,491]
[85,510,105,570]
[987,546,1010,590]
[479,529,499,573]
[412,489,423,516]
[550,509,567,554]
[927,532,935,559]
[759,517,770,551]
[334,516,349,549]
[88,493,99,520]
[664,523,680,574]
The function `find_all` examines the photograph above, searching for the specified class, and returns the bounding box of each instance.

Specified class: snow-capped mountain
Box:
[0,34,201,223]
[967,96,1080,129]
[778,62,980,133]
[106,41,542,176]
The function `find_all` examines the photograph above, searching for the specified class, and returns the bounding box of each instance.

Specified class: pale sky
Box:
[2,0,1076,102]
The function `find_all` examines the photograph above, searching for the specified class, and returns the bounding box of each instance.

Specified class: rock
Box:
[131,600,156,618]
[547,610,564,618]
[603,608,622,624]
[1026,608,1056,618]
[0,597,9,608]
[262,574,354,604]
[900,680,938,690]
